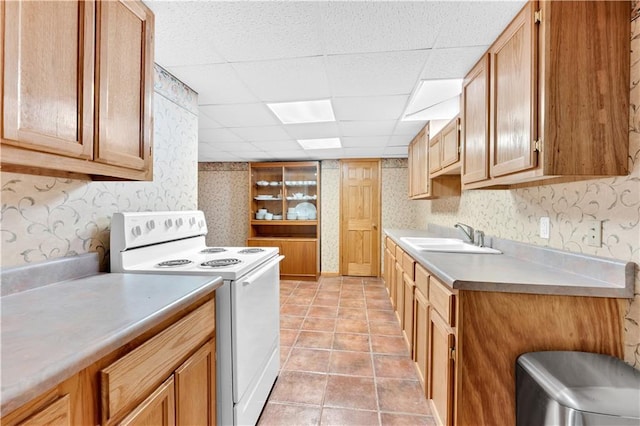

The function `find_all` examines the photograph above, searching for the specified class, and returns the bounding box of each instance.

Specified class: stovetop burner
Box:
[238,248,265,254]
[200,247,227,254]
[201,258,242,268]
[157,259,193,267]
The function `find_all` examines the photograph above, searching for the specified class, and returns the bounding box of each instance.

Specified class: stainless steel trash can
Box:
[516,351,640,426]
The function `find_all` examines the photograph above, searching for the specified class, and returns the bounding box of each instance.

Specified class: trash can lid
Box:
[517,351,640,418]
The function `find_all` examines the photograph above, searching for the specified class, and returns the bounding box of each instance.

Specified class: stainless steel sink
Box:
[400,237,501,254]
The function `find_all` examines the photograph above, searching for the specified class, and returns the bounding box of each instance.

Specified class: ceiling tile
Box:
[199,113,223,129]
[146,1,226,67]
[229,126,292,142]
[333,95,409,121]
[251,140,303,151]
[269,150,311,160]
[420,46,489,80]
[203,141,258,152]
[198,128,244,143]
[320,2,447,54]
[434,1,527,48]
[198,151,242,162]
[236,151,279,162]
[383,146,409,157]
[232,57,331,102]
[199,104,278,128]
[168,64,258,105]
[205,2,323,62]
[387,135,414,147]
[342,136,390,148]
[284,122,340,139]
[392,120,428,136]
[342,147,385,158]
[339,120,397,137]
[327,50,429,97]
[305,148,344,160]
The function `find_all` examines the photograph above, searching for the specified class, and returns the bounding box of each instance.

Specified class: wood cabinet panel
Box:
[415,264,429,298]
[428,312,455,426]
[461,54,490,185]
[175,340,216,426]
[489,2,537,178]
[394,261,404,326]
[2,1,94,159]
[429,277,456,327]
[95,0,153,174]
[440,118,460,169]
[17,395,70,426]
[402,252,415,281]
[428,133,442,174]
[413,288,429,396]
[402,272,415,352]
[101,300,215,424]
[119,377,175,426]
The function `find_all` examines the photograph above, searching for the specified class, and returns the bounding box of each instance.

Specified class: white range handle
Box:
[241,255,284,286]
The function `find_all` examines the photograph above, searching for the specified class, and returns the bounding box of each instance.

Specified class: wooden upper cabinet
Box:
[461,0,629,189]
[1,0,154,180]
[440,117,460,170]
[2,1,95,159]
[95,0,153,174]
[428,133,442,174]
[489,2,537,178]
[461,54,490,185]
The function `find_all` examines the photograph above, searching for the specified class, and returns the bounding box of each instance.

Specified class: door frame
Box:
[338,158,382,277]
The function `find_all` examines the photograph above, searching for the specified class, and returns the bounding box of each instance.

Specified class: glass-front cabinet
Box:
[248,161,320,280]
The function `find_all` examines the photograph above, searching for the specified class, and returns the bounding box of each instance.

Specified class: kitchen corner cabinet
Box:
[1,0,154,181]
[1,297,216,426]
[408,123,460,200]
[384,239,624,426]
[247,161,320,280]
[461,0,630,189]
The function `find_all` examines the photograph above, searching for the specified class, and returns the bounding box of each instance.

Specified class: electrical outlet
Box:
[587,220,602,247]
[539,217,550,239]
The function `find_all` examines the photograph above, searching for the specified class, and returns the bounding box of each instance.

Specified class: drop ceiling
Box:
[146,1,526,163]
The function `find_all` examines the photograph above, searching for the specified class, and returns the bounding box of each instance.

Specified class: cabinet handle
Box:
[449,347,456,360]
[373,224,378,230]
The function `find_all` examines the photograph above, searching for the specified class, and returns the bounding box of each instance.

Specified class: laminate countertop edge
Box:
[0,273,223,416]
[385,228,634,298]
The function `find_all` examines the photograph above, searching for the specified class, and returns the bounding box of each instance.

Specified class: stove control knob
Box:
[198,220,205,228]
[189,217,196,226]
[146,220,155,230]
[176,218,184,227]
[165,219,173,228]
[132,226,142,237]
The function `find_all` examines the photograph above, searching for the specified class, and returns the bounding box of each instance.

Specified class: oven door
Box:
[231,255,283,406]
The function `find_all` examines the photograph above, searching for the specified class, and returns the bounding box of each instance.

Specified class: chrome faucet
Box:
[454,223,474,243]
[474,230,485,247]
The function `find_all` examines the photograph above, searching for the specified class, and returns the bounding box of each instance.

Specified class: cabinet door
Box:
[428,134,441,174]
[441,118,460,169]
[402,273,415,353]
[413,289,429,396]
[2,1,94,159]
[383,248,393,295]
[461,54,490,185]
[394,262,404,326]
[175,340,216,426]
[428,312,455,426]
[388,253,397,309]
[280,239,317,278]
[17,395,70,426]
[489,2,537,178]
[119,376,175,426]
[95,0,153,173]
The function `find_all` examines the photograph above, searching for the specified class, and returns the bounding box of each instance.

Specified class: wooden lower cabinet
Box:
[428,311,455,426]
[413,287,429,396]
[402,272,415,352]
[120,377,176,426]
[248,238,318,280]
[394,261,404,325]
[1,297,216,426]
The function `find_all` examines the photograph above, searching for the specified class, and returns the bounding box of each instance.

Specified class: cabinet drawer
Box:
[395,245,405,260]
[415,264,429,297]
[386,237,397,253]
[402,252,416,281]
[101,299,215,424]
[429,277,456,327]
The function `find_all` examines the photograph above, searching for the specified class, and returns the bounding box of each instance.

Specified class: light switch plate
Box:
[587,220,602,247]
[539,217,550,239]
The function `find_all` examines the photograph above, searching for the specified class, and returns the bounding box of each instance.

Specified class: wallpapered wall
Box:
[0,65,199,270]
[197,159,417,272]
[414,9,640,367]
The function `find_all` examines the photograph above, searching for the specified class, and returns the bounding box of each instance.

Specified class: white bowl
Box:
[273,215,283,220]
[297,214,308,220]
[264,213,274,220]
[256,213,265,220]
[287,213,297,220]
[258,208,267,213]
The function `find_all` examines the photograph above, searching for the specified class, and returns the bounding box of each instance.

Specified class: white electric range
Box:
[110,210,283,426]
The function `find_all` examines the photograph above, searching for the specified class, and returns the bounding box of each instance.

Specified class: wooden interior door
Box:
[340,160,381,276]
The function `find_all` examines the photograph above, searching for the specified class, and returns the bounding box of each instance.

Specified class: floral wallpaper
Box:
[0,65,199,270]
[198,162,249,247]
[415,9,640,367]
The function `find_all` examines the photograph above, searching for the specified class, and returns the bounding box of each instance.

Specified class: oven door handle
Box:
[241,255,284,286]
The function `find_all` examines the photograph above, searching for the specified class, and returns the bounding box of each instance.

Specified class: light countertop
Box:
[0,273,222,415]
[385,228,634,298]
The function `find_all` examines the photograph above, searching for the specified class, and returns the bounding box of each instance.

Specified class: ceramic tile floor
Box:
[258,276,436,426]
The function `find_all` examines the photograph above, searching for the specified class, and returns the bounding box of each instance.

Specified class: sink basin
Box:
[400,237,501,254]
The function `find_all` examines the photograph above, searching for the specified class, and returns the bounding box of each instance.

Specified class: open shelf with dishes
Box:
[248,161,320,280]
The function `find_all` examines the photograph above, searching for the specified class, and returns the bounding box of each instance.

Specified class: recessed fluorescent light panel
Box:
[402,79,462,121]
[267,99,336,124]
[297,137,342,150]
